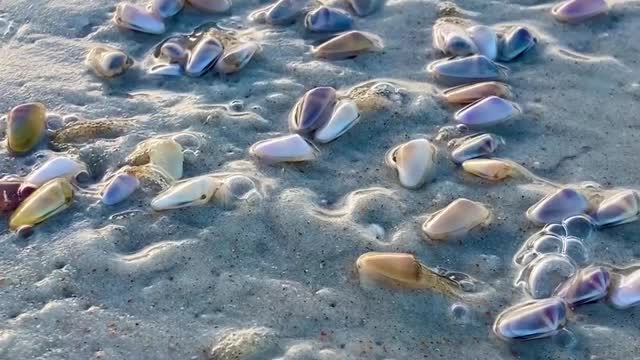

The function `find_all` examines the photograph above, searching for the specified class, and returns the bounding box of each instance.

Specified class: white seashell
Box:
[23,157,88,189]
[385,139,437,189]
[185,36,224,77]
[422,198,491,240]
[86,46,133,79]
[114,3,166,35]
[250,134,319,163]
[609,269,640,309]
[151,176,220,210]
[148,63,183,76]
[214,42,260,75]
[526,187,589,225]
[314,100,360,143]
[467,25,498,60]
[150,0,185,18]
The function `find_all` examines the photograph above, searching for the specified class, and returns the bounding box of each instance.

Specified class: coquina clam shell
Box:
[9,178,74,230]
[312,31,384,60]
[6,102,47,154]
[493,297,568,341]
[250,134,320,163]
[113,3,166,35]
[385,139,437,189]
[86,46,134,79]
[422,198,491,240]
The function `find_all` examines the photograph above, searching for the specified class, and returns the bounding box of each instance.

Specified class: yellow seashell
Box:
[462,158,514,181]
[7,102,46,154]
[9,178,73,230]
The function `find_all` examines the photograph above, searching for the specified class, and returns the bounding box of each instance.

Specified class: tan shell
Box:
[422,198,491,240]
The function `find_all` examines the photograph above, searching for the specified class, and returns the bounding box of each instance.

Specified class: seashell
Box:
[551,0,608,23]
[6,102,46,154]
[356,252,462,296]
[289,87,337,134]
[9,178,74,230]
[305,6,354,33]
[432,22,477,57]
[0,181,34,213]
[113,3,166,35]
[185,35,224,77]
[493,297,568,341]
[422,198,491,240]
[100,174,140,205]
[609,269,640,309]
[148,63,183,76]
[519,254,576,299]
[312,31,384,60]
[151,176,220,210]
[443,81,511,105]
[427,55,507,86]
[120,164,173,193]
[385,139,437,189]
[127,138,184,180]
[160,41,189,64]
[214,42,260,74]
[150,0,185,18]
[454,96,521,128]
[449,133,501,163]
[461,158,514,181]
[555,266,610,306]
[187,0,232,13]
[314,100,360,143]
[265,0,312,25]
[347,0,383,16]
[86,46,133,79]
[526,187,589,225]
[467,25,498,60]
[214,175,259,207]
[499,26,536,61]
[22,157,87,192]
[594,190,640,228]
[250,134,320,163]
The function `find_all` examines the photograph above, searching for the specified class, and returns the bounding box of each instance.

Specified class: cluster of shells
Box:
[0,0,625,346]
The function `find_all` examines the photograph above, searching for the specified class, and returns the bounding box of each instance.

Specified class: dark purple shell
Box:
[554,266,610,306]
[290,87,337,134]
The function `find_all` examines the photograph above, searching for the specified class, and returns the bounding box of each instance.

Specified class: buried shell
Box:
[348,0,383,16]
[9,178,74,230]
[526,187,590,225]
[305,6,354,33]
[432,22,477,57]
[86,46,134,79]
[0,181,34,213]
[50,119,135,148]
[312,31,384,60]
[151,176,219,210]
[314,100,360,143]
[422,198,491,240]
[551,0,608,23]
[185,35,224,77]
[442,81,511,105]
[454,96,521,128]
[264,0,313,25]
[250,134,320,163]
[608,268,640,309]
[427,55,507,86]
[385,139,437,189]
[6,102,47,154]
[461,158,515,181]
[518,253,577,299]
[594,190,640,228]
[150,0,185,18]
[499,26,536,62]
[100,174,140,205]
[187,0,232,13]
[120,165,174,193]
[449,133,501,163]
[126,138,184,180]
[289,87,337,134]
[554,266,610,306]
[493,297,568,341]
[22,157,88,190]
[355,252,462,296]
[148,63,183,76]
[467,25,498,60]
[214,175,260,207]
[214,42,260,74]
[114,3,166,35]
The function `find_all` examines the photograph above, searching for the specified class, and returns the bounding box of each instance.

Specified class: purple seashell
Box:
[552,0,608,23]
[289,87,337,134]
[427,55,508,86]
[526,187,590,225]
[609,268,640,309]
[100,174,140,205]
[265,0,312,25]
[594,190,640,228]
[185,35,223,77]
[499,26,536,62]
[305,6,354,33]
[454,96,521,128]
[493,297,568,341]
[555,266,610,306]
